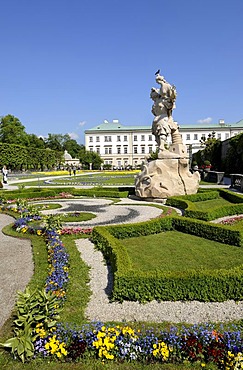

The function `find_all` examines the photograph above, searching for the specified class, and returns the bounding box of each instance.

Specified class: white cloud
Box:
[197,117,213,124]
[79,120,86,127]
[68,132,79,140]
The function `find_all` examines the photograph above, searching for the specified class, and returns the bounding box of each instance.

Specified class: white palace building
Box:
[85,118,243,169]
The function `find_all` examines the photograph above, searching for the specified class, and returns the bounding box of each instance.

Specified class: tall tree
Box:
[27,134,45,149]
[0,114,29,146]
[78,147,103,170]
[44,133,73,151]
[63,139,83,158]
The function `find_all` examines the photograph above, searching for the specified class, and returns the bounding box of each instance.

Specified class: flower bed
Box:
[32,321,243,368]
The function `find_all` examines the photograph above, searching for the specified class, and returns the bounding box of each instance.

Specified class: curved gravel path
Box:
[37,198,164,226]
[76,238,243,324]
[0,214,33,328]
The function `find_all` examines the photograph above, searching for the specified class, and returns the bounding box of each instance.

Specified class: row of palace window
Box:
[89,132,231,144]
[89,146,154,154]
[185,133,229,140]
[89,134,153,143]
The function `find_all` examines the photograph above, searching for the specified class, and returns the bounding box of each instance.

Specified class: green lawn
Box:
[122,230,243,272]
[191,197,232,211]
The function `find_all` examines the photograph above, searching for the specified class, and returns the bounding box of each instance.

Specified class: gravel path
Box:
[76,238,243,324]
[0,214,33,328]
[37,198,164,226]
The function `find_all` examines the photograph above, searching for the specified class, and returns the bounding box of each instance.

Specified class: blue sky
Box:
[1,0,242,144]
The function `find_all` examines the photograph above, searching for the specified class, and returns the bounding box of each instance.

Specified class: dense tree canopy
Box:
[0,115,30,146]
[0,114,103,170]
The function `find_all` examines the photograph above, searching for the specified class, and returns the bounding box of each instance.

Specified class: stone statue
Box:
[134,71,200,199]
[151,73,179,155]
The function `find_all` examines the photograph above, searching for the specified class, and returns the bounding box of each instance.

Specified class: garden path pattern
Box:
[1,197,242,328]
[0,214,33,328]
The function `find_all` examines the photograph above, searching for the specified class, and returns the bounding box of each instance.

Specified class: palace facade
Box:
[85,118,243,169]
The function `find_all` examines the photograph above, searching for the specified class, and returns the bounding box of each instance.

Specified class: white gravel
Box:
[36,198,163,226]
[76,238,243,324]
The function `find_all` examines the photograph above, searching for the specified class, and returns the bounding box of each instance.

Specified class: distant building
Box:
[85,119,243,168]
[63,150,80,167]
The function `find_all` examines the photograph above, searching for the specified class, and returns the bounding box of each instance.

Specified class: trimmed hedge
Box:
[172,216,243,247]
[91,216,243,302]
[0,187,75,200]
[70,187,129,198]
[166,189,243,221]
[107,217,173,239]
[112,266,243,302]
[219,188,243,203]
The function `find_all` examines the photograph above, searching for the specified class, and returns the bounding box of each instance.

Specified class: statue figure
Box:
[134,70,200,199]
[150,73,179,153]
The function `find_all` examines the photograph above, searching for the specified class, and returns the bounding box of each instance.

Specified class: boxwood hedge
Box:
[91,216,243,303]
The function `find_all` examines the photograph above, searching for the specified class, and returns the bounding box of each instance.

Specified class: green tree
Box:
[79,148,103,170]
[44,133,64,151]
[0,114,29,146]
[223,133,243,174]
[27,134,45,149]
[193,134,221,170]
[63,139,83,158]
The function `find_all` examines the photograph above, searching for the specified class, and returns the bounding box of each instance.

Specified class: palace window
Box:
[141,135,145,141]
[104,136,112,142]
[105,147,112,154]
[124,135,128,141]
[89,136,93,142]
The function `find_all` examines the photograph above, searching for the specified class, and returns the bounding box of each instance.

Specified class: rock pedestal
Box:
[135,143,200,199]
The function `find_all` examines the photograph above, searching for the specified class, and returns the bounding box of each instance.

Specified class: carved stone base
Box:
[135,156,200,199]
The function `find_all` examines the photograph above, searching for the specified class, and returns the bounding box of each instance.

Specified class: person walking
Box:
[2,166,8,184]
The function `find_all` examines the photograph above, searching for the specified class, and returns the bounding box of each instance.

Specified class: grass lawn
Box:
[121,230,243,272]
[61,212,96,222]
[33,203,62,210]
[10,171,138,187]
[191,197,233,211]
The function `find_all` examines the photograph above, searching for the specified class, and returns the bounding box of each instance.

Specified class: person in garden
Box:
[2,165,8,184]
